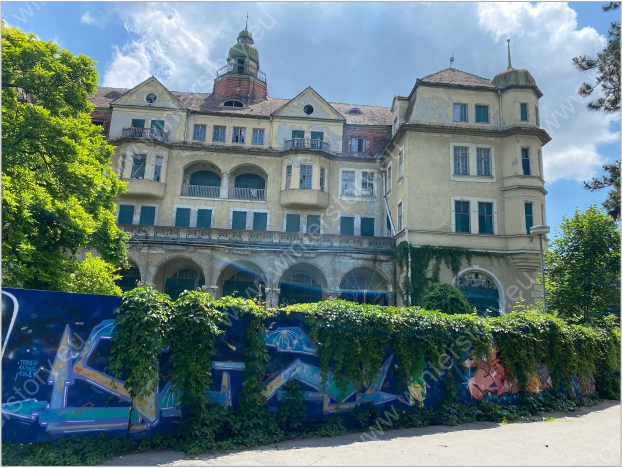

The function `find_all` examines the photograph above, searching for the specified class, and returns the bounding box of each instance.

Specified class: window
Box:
[398,149,404,179]
[362,172,374,196]
[535,106,540,127]
[193,125,206,141]
[520,103,528,122]
[342,171,355,195]
[476,149,491,176]
[307,215,321,234]
[303,104,314,115]
[397,202,403,231]
[454,147,469,175]
[387,164,392,192]
[131,119,145,128]
[232,211,247,230]
[106,92,120,99]
[521,148,531,175]
[131,155,146,179]
[453,103,468,122]
[146,94,157,103]
[475,105,489,123]
[92,120,104,127]
[320,167,326,192]
[197,209,212,228]
[291,130,304,147]
[310,131,323,150]
[252,129,264,145]
[525,203,533,234]
[212,126,226,142]
[300,165,313,189]
[118,205,134,224]
[224,100,244,108]
[347,108,363,115]
[340,216,355,236]
[292,130,304,140]
[139,206,156,226]
[387,215,392,231]
[361,217,375,237]
[237,59,245,74]
[285,214,300,233]
[285,166,292,189]
[351,137,365,152]
[175,208,191,227]
[151,120,164,131]
[154,157,163,182]
[455,201,470,233]
[232,127,246,143]
[478,202,493,234]
[253,212,268,231]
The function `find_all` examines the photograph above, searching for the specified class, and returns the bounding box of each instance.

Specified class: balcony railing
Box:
[181,184,220,198]
[283,138,331,152]
[228,187,266,201]
[122,127,170,142]
[216,64,267,83]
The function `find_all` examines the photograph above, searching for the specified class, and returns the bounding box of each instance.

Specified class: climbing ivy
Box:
[393,242,507,306]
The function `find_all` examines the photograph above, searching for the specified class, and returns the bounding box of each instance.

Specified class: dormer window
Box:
[237,59,245,74]
[223,100,244,108]
[346,108,363,116]
[106,92,120,99]
[146,93,157,104]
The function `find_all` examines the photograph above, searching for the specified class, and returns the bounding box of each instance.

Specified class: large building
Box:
[90,27,550,313]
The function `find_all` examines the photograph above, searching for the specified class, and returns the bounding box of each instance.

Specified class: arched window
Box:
[346,108,363,115]
[280,273,322,306]
[340,269,388,306]
[234,173,265,190]
[222,271,266,301]
[457,271,500,316]
[115,262,141,292]
[164,268,205,300]
[223,100,244,108]
[106,91,121,99]
[189,170,221,187]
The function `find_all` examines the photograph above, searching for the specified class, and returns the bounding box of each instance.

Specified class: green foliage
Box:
[439,381,480,426]
[57,253,123,296]
[312,413,347,438]
[348,403,381,429]
[584,160,620,221]
[1,25,128,291]
[278,380,307,431]
[545,206,620,322]
[422,283,474,315]
[572,2,620,113]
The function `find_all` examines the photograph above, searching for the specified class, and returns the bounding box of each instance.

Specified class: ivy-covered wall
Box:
[2,287,618,445]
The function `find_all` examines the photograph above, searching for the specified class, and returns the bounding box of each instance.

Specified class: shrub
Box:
[421,283,474,315]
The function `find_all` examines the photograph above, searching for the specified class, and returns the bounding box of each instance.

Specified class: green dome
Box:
[492,68,536,88]
[228,42,259,62]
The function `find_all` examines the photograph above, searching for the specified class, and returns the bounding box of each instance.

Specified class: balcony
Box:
[180,185,266,201]
[280,189,329,210]
[120,179,166,201]
[121,127,171,143]
[117,224,394,252]
[181,184,221,198]
[216,64,267,83]
[228,187,266,201]
[283,138,331,153]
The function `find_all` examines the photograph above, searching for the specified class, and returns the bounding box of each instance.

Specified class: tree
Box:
[57,253,123,296]
[2,25,128,292]
[572,2,620,113]
[584,159,620,221]
[422,283,474,315]
[545,206,620,322]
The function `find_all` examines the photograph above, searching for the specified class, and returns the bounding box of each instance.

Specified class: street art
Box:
[2,288,585,445]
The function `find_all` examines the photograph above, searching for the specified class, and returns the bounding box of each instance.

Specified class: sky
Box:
[3,1,620,235]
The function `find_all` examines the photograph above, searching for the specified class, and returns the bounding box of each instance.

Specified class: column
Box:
[220,171,230,199]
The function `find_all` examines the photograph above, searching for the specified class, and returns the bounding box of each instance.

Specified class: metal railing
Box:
[216,65,266,83]
[122,127,170,142]
[228,187,266,201]
[283,138,331,152]
[181,184,220,198]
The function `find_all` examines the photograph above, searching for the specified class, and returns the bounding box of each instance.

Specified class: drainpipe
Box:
[381,168,396,236]
[405,227,412,307]
[183,109,190,143]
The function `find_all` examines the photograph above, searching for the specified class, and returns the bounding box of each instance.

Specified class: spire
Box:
[449,53,454,69]
[245,12,249,30]
[507,39,513,69]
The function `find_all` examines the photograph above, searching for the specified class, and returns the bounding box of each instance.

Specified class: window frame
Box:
[478,202,494,234]
[193,124,207,141]
[284,213,301,233]
[300,165,313,190]
[525,202,534,234]
[230,209,249,230]
[153,156,163,182]
[476,148,491,176]
[398,148,404,182]
[232,127,246,144]
[475,104,490,124]
[138,205,157,226]
[453,103,468,122]
[520,103,529,122]
[450,143,496,183]
[361,171,375,197]
[319,167,326,192]
[351,137,366,153]
[306,214,323,235]
[521,147,532,175]
[397,200,403,232]
[341,170,355,195]
[131,154,147,179]
[212,126,226,142]
[251,128,265,145]
[339,214,356,236]
[453,146,469,175]
[251,210,270,231]
[285,165,292,190]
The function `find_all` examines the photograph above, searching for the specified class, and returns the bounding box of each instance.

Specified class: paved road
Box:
[102,400,620,466]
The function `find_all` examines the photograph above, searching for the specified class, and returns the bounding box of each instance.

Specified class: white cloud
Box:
[81,12,98,26]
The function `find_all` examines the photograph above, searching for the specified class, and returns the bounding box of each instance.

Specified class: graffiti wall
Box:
[2,288,583,444]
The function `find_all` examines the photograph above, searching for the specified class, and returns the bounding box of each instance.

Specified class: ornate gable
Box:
[273,87,345,121]
[111,76,186,110]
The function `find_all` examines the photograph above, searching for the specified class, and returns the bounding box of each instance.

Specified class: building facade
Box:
[90,28,550,313]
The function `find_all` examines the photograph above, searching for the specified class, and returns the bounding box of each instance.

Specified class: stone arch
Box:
[216,260,268,301]
[452,267,506,316]
[152,257,206,299]
[339,266,390,306]
[181,161,223,197]
[278,263,328,306]
[116,259,141,292]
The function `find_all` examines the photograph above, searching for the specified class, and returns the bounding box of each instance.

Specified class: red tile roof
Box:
[418,68,495,89]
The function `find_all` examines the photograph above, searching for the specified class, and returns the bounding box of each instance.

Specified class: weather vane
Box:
[450,54,454,69]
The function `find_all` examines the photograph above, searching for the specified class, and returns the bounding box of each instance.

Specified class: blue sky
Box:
[3,2,620,234]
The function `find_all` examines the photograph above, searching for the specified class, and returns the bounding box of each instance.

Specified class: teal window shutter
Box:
[525,203,533,234]
[340,216,355,236]
[455,201,470,233]
[285,214,300,233]
[131,119,145,128]
[196,209,212,228]
[520,103,528,122]
[175,208,191,227]
[478,203,493,234]
[118,205,135,224]
[253,212,268,231]
[190,171,221,187]
[361,217,375,236]
[475,105,489,123]
[232,211,247,230]
[310,131,324,141]
[292,130,304,139]
[387,215,391,230]
[139,206,156,225]
[306,215,321,234]
[151,120,165,131]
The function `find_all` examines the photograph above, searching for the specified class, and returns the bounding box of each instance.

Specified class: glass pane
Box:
[361,217,375,237]
[253,212,268,231]
[151,120,164,131]
[196,209,212,228]
[118,205,134,224]
[286,214,300,233]
[292,130,304,139]
[175,208,191,227]
[131,119,145,128]
[232,211,247,230]
[307,215,321,234]
[139,206,156,225]
[521,104,528,121]
[341,217,355,236]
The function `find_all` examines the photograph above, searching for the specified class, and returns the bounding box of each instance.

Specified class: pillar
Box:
[220,171,230,199]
